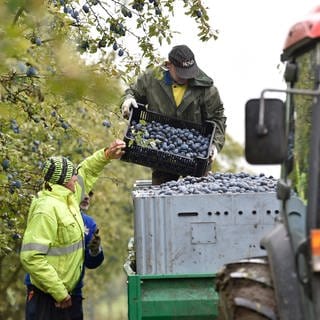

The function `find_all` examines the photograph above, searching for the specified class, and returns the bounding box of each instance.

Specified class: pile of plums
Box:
[127,120,211,159]
[134,172,279,196]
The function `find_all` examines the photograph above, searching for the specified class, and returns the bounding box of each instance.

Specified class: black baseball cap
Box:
[168,45,199,79]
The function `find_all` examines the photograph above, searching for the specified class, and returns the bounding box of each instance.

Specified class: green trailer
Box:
[127,273,219,320]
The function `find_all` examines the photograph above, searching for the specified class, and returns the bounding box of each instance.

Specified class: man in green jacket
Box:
[20,139,125,320]
[121,44,226,184]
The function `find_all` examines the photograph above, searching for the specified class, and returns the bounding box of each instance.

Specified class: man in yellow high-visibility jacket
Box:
[20,139,125,320]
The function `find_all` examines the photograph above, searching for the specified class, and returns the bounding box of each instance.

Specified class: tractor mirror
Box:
[245,98,287,164]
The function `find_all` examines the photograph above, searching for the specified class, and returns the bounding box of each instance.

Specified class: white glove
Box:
[121,98,138,119]
[209,144,217,160]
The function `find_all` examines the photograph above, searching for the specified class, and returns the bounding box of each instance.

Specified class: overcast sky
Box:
[156,0,320,177]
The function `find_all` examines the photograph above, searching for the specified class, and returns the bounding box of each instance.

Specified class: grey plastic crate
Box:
[133,187,280,275]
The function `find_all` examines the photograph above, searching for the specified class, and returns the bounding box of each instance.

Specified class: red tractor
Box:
[216,6,320,320]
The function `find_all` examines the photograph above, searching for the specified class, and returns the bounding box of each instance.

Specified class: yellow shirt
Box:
[172,83,187,107]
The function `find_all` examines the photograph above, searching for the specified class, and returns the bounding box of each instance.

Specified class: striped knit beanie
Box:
[43,156,76,185]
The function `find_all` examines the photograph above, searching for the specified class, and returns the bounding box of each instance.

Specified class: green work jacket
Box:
[123,67,227,151]
[20,149,109,302]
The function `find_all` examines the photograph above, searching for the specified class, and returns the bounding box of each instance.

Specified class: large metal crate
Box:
[133,186,280,275]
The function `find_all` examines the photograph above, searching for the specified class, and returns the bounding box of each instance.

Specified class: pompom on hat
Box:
[43,156,76,186]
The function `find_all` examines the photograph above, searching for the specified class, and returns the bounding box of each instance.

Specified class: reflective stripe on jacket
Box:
[20,149,109,302]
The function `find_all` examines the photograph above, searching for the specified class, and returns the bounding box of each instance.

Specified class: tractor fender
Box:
[261,223,304,320]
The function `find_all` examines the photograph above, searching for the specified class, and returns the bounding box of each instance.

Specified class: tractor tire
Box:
[215,257,278,320]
